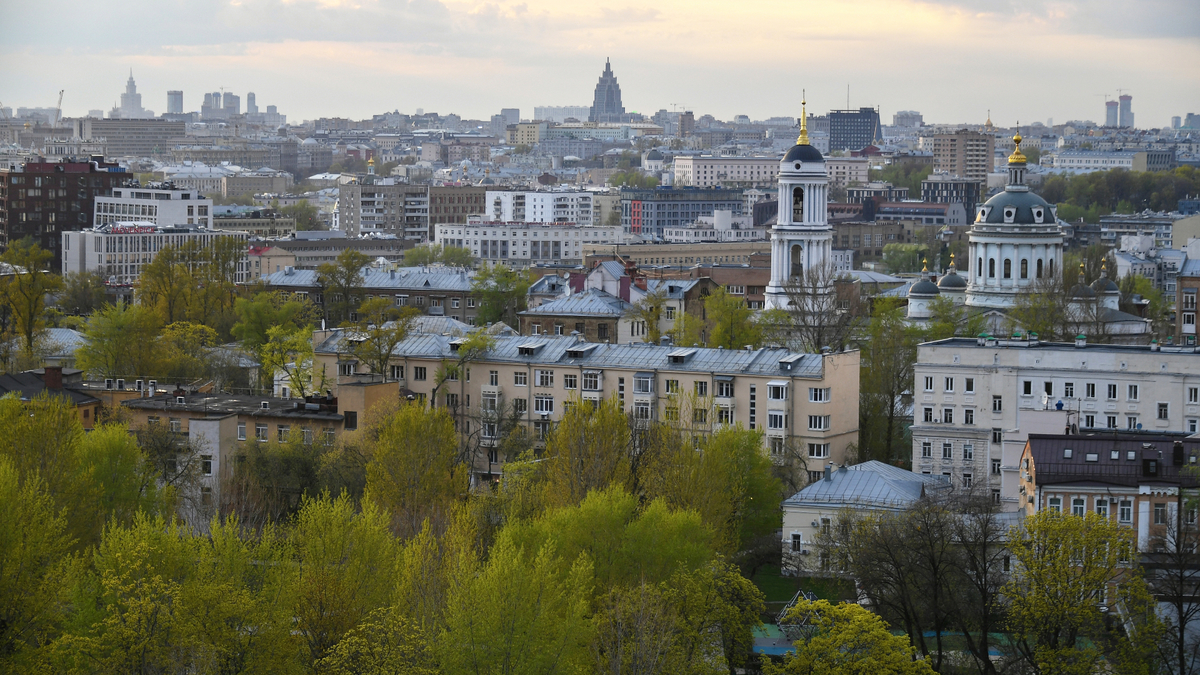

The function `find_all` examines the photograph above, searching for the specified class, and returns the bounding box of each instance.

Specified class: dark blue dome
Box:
[783,143,824,163]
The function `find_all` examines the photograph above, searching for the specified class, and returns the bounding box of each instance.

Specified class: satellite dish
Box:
[1137,423,1143,430]
[1041,392,1049,407]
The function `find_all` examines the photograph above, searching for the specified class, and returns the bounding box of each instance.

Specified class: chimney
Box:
[1075,334,1087,348]
[43,366,63,390]
[824,464,832,481]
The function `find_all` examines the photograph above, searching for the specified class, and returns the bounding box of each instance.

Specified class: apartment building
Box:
[582,241,769,267]
[434,221,621,266]
[61,223,250,283]
[312,332,860,482]
[485,190,594,226]
[94,185,213,228]
[210,206,296,239]
[823,158,869,188]
[73,118,186,157]
[672,156,780,188]
[338,177,429,240]
[930,130,994,184]
[922,175,983,217]
[913,336,1200,510]
[429,185,487,228]
[663,210,767,244]
[619,186,744,238]
[1020,433,1197,552]
[260,265,478,324]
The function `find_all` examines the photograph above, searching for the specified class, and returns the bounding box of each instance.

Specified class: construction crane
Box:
[53,90,64,127]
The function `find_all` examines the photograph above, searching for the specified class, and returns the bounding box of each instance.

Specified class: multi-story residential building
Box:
[663,210,767,243]
[846,182,909,204]
[1101,211,1200,249]
[1019,433,1196,552]
[73,118,186,157]
[828,108,881,152]
[893,111,924,128]
[485,190,593,226]
[429,186,488,229]
[583,241,769,267]
[506,122,549,146]
[922,175,983,218]
[1176,258,1200,346]
[913,336,1199,510]
[312,331,860,482]
[94,185,213,228]
[874,201,969,227]
[831,221,906,261]
[61,223,250,283]
[270,234,409,269]
[248,245,296,278]
[0,157,125,264]
[672,156,780,188]
[169,145,272,168]
[823,157,869,188]
[620,187,744,239]
[222,169,294,198]
[518,288,634,343]
[434,221,621,266]
[930,129,994,185]
[259,265,478,324]
[210,206,296,239]
[338,176,428,240]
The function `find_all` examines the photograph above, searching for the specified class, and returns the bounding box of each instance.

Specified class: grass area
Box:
[749,567,857,604]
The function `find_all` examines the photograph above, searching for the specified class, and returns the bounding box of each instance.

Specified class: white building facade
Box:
[672,156,780,188]
[484,190,594,227]
[94,186,213,229]
[663,210,767,243]
[912,336,1200,509]
[62,223,250,284]
[434,221,622,266]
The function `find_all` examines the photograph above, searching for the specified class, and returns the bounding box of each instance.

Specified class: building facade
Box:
[930,129,994,185]
[922,175,983,217]
[73,118,186,157]
[94,185,213,228]
[485,190,594,227]
[260,265,478,324]
[672,156,780,188]
[0,158,125,264]
[435,221,621,266]
[823,157,869,188]
[589,59,625,123]
[62,223,249,283]
[620,187,744,239]
[338,177,428,240]
[828,107,881,152]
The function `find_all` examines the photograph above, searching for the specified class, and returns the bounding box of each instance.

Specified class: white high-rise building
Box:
[765,101,833,310]
[484,190,593,227]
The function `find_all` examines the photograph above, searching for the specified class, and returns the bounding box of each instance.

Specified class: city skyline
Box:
[1,0,1198,126]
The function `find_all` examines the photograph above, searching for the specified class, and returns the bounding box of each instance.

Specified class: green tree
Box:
[364,402,466,539]
[882,243,927,274]
[705,287,761,350]
[859,298,923,464]
[1004,509,1163,675]
[75,303,162,379]
[346,297,420,381]
[317,607,436,675]
[1,239,63,359]
[868,163,933,194]
[926,296,987,340]
[765,599,935,675]
[138,244,191,325]
[232,291,317,354]
[470,264,530,328]
[157,321,220,383]
[542,397,633,508]
[259,324,318,398]
[58,271,109,317]
[668,310,705,348]
[318,249,370,326]
[624,287,668,345]
[1118,272,1170,337]
[281,200,323,231]
[404,244,474,268]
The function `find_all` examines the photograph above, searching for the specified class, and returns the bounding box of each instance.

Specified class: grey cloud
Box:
[914,0,1200,39]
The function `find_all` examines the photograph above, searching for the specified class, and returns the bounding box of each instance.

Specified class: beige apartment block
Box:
[823,158,869,188]
[673,156,780,188]
[313,332,860,483]
[930,129,994,184]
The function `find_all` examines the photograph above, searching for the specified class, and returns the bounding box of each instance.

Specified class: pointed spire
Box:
[796,91,809,146]
[922,257,929,273]
[1078,262,1086,285]
[949,252,957,273]
[1100,261,1108,278]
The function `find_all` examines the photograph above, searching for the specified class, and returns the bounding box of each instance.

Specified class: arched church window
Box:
[1036,259,1043,278]
[1003,259,1012,279]
[1020,259,1028,279]
[792,187,804,223]
[790,244,803,279]
[988,258,995,277]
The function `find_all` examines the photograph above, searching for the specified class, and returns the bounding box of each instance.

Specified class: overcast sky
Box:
[1,0,1197,127]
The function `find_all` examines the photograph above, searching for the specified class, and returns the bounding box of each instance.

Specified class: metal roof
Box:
[783,460,950,509]
[520,288,631,318]
[260,265,475,292]
[1028,432,1200,489]
[316,331,830,378]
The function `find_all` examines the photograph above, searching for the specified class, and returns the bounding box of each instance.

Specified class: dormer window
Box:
[1003,207,1016,223]
[1032,207,1044,223]
[978,206,991,222]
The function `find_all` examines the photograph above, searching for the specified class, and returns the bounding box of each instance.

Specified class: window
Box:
[1049,496,1062,513]
[1191,387,1199,404]
[992,396,1003,412]
[791,533,804,552]
[1128,384,1139,401]
[1044,381,1053,396]
[597,323,609,340]
[922,441,932,458]
[992,428,1003,443]
[1191,419,1199,434]
[768,411,788,430]
[338,362,357,376]
[278,425,290,441]
[717,406,733,424]
[1119,500,1133,523]
[1155,503,1167,525]
[583,372,600,391]
[924,407,934,423]
[344,411,358,430]
[201,486,212,506]
[391,365,405,380]
[1085,414,1096,428]
[1158,403,1169,420]
[808,415,830,431]
[237,423,246,440]
[963,473,973,488]
[302,428,313,444]
[963,443,974,460]
[942,442,953,459]
[664,405,679,421]
[964,408,974,425]
[1107,415,1118,429]
[445,393,459,408]
[1023,380,1032,396]
[563,374,578,390]
[718,381,734,398]
[489,370,499,386]
[695,381,708,397]
[665,379,679,394]
[1096,499,1108,518]
[255,424,268,441]
[1072,498,1085,517]
[693,408,708,424]
[482,393,497,411]
[634,375,653,394]
[944,377,954,392]
[413,366,427,381]
[768,384,787,400]
[942,408,953,424]
[1064,382,1074,398]
[1086,382,1096,398]
[964,378,974,393]
[514,371,528,386]
[1127,416,1139,430]
[534,395,554,414]
[201,455,213,476]
[514,398,527,414]
[924,376,934,392]
[169,417,182,432]
[991,458,1001,475]
[634,402,651,419]
[1107,383,1118,400]
[803,442,829,459]
[482,422,497,438]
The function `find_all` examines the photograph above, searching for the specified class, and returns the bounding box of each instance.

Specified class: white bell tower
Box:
[765,97,833,311]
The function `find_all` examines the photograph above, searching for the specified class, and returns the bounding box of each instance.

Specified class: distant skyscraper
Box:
[1105,100,1118,127]
[893,110,923,127]
[828,107,880,152]
[114,70,150,118]
[1173,116,1182,130]
[246,92,258,115]
[167,91,184,115]
[1119,94,1134,128]
[500,108,519,125]
[223,93,241,117]
[589,59,625,123]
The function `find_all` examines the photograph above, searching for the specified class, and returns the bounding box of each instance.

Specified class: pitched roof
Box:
[260,265,475,292]
[520,288,631,318]
[783,460,949,509]
[1028,432,1199,488]
[0,372,99,406]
